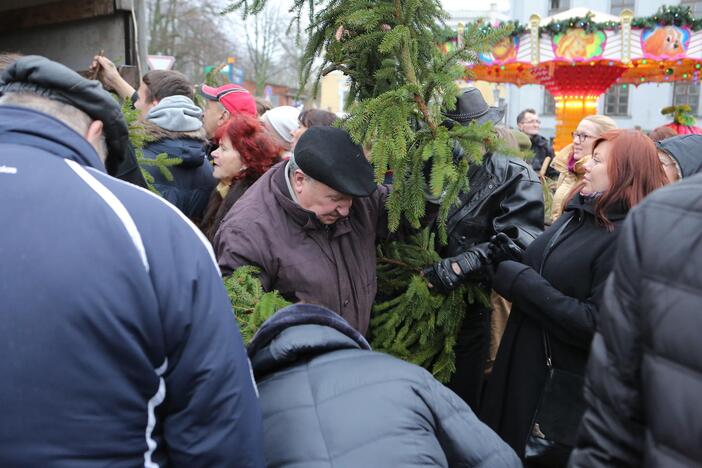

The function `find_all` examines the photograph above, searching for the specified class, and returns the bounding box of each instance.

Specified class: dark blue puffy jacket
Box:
[0,105,265,467]
[142,128,215,222]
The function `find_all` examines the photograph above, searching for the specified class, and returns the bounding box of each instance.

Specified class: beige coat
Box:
[549,144,589,221]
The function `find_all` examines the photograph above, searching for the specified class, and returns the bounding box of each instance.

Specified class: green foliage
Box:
[370,229,488,383]
[119,99,180,194]
[224,0,511,237]
[220,0,505,378]
[224,266,292,343]
[662,104,697,127]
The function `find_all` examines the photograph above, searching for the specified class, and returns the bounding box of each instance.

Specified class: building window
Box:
[681,0,702,16]
[673,82,700,115]
[548,0,570,15]
[543,90,556,115]
[610,0,635,15]
[604,84,630,116]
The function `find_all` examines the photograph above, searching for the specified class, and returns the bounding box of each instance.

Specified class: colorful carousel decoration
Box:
[463,5,702,150]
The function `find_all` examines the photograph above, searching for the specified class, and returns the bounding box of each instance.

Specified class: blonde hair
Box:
[580,114,618,136]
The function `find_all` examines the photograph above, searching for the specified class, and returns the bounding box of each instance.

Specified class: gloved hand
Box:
[422,243,491,294]
[489,232,524,264]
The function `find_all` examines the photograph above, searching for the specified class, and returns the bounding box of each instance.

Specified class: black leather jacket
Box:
[442,152,544,258]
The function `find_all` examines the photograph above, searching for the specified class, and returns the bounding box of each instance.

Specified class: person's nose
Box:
[336,200,351,218]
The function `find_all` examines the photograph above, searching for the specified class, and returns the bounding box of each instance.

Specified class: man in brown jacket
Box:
[214,126,430,335]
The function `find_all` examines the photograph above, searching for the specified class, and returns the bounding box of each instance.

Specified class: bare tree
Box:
[146,0,239,83]
[237,4,286,95]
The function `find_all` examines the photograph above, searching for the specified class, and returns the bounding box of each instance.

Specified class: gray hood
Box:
[657,134,702,179]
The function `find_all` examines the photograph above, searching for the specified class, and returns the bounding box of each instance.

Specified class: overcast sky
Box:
[439,0,510,11]
[268,0,511,14]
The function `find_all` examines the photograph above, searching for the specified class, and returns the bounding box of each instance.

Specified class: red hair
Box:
[573,129,668,229]
[215,114,281,180]
[592,130,668,230]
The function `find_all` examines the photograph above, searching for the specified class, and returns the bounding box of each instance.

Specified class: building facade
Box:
[506,0,702,136]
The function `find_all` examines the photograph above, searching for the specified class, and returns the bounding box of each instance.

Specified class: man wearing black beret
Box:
[215,126,434,334]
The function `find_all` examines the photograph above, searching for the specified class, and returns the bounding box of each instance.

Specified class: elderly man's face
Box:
[203,100,229,139]
[292,170,353,224]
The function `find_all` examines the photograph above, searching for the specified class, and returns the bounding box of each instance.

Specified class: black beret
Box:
[0,56,129,175]
[293,126,376,197]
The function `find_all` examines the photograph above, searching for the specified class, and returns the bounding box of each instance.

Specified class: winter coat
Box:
[214,161,429,335]
[248,304,522,468]
[657,133,702,179]
[529,133,557,178]
[570,175,702,467]
[0,105,264,467]
[481,194,626,460]
[443,152,544,258]
[200,178,254,243]
[550,144,589,221]
[142,123,216,222]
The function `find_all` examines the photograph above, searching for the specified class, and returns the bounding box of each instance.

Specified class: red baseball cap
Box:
[199,84,257,117]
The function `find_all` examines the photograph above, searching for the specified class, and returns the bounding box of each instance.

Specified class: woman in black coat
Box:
[200,114,280,242]
[480,130,668,465]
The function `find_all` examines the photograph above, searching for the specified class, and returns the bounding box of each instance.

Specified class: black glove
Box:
[422,243,491,294]
[489,232,524,264]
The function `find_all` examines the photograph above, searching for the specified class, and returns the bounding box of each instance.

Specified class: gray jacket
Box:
[248,304,520,468]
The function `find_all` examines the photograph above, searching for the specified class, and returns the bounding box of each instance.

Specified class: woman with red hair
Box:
[481,130,668,465]
[200,114,280,242]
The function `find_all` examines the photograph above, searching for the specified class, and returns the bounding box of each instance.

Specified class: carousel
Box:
[463,5,702,149]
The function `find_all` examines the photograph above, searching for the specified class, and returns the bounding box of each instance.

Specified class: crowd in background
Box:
[1,52,702,468]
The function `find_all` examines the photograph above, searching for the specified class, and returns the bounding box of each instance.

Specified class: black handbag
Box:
[524,332,586,466]
[524,215,586,467]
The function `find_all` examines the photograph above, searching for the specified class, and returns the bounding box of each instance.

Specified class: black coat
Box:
[529,134,557,178]
[570,175,702,467]
[443,152,544,257]
[249,304,521,468]
[481,195,626,459]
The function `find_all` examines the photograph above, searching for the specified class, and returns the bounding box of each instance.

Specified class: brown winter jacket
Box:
[214,161,404,335]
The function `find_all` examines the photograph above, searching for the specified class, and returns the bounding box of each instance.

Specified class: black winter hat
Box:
[0,55,130,175]
[293,126,376,197]
[442,88,504,126]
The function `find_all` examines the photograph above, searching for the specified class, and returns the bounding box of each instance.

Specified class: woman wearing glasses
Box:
[550,115,617,221]
[481,130,668,465]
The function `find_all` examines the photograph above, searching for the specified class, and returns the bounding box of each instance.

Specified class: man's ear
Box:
[292,169,306,193]
[218,109,230,125]
[84,120,105,161]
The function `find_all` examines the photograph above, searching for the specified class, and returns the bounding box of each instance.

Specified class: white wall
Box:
[506,0,684,136]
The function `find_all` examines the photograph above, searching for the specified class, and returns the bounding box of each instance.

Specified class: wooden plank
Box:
[0,0,115,33]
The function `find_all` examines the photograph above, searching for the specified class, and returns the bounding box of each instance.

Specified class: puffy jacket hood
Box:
[248,304,371,377]
[0,105,104,171]
[656,134,702,178]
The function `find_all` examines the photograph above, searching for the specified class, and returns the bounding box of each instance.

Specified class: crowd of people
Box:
[1,52,701,468]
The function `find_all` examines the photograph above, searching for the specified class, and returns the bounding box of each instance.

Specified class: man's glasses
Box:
[571,132,594,143]
[522,119,541,125]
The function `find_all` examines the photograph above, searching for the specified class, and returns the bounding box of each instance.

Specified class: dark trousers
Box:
[447,305,492,412]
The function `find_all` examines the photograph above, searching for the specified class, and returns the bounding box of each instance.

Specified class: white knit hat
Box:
[261,106,300,143]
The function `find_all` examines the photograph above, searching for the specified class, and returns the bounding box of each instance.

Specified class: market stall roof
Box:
[541,7,619,25]
[467,5,702,88]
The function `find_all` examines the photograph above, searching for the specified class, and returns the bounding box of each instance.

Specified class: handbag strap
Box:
[538,215,574,369]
